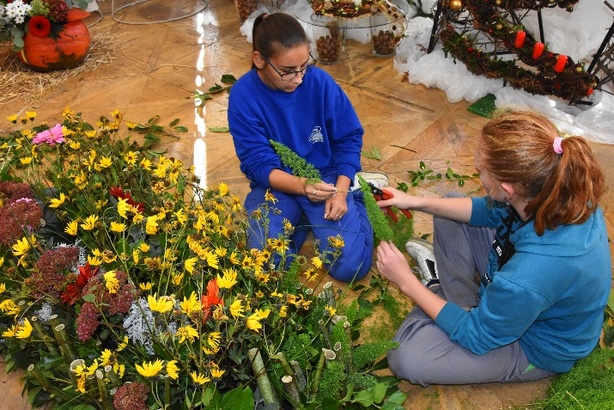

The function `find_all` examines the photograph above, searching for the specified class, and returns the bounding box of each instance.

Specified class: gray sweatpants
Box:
[387,204,554,386]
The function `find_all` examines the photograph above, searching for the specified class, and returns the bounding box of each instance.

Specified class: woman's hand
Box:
[376,241,418,288]
[376,240,447,320]
[306,182,337,202]
[375,186,414,210]
[324,193,348,221]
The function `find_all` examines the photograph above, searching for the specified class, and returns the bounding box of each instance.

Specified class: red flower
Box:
[109,186,145,213]
[28,16,52,38]
[109,187,126,198]
[201,279,223,322]
[61,263,99,305]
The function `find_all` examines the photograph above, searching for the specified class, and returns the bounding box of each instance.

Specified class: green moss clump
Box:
[318,361,346,399]
[352,340,399,371]
[535,348,614,409]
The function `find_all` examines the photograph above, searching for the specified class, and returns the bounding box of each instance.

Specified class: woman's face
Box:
[256,44,312,93]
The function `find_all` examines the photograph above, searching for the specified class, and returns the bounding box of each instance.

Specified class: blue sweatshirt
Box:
[227,67,363,188]
[436,197,612,373]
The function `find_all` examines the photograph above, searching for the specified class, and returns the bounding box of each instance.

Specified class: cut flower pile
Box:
[0,109,405,409]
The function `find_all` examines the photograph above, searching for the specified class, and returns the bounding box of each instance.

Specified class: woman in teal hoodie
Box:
[375,112,611,386]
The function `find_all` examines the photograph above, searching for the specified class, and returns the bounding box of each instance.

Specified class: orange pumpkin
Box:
[18,10,91,72]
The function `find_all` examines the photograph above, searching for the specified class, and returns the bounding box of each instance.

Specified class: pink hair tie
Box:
[553,136,564,155]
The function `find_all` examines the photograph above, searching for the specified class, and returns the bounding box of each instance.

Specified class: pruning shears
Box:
[368,183,412,222]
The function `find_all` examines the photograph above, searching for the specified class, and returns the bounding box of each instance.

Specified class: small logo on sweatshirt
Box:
[309,126,324,144]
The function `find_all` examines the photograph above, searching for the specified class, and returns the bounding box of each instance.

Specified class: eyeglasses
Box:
[260,53,317,81]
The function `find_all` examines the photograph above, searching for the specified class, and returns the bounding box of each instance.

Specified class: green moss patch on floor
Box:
[532,348,614,409]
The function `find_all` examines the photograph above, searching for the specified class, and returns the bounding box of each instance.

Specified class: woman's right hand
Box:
[375,186,414,210]
[306,182,337,202]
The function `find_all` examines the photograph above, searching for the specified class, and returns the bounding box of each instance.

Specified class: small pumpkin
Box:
[18,9,91,72]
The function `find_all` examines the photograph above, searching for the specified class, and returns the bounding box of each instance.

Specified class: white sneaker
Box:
[352,171,389,191]
[405,238,439,286]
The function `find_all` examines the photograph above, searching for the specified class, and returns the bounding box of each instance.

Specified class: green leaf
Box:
[320,397,342,410]
[169,118,181,127]
[362,145,381,160]
[352,389,375,407]
[147,115,161,125]
[82,293,95,303]
[208,127,229,133]
[201,384,217,408]
[219,386,254,408]
[173,126,189,132]
[221,74,237,84]
[385,390,407,405]
[26,386,43,406]
[196,93,214,102]
[396,182,408,192]
[208,83,224,93]
[370,382,388,403]
[5,359,16,373]
[382,402,406,410]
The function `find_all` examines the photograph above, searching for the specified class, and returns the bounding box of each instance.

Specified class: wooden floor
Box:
[1,0,613,408]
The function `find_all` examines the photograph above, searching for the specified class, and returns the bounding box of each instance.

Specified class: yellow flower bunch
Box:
[0,109,401,410]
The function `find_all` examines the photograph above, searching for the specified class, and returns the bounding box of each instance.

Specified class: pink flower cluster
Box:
[75,269,136,341]
[113,382,150,410]
[26,245,80,299]
[32,124,65,145]
[0,182,43,246]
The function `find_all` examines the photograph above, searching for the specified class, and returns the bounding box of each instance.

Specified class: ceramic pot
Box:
[18,9,91,72]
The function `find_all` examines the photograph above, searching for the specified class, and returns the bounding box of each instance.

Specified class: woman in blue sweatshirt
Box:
[375,112,611,385]
[227,13,374,282]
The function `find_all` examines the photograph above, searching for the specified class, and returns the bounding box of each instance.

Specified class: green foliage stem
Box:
[269,140,321,183]
[357,175,393,242]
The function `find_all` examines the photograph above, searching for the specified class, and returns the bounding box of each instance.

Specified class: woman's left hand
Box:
[325,193,348,221]
[376,241,416,287]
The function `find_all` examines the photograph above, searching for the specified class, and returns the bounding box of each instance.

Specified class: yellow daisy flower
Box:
[147,294,174,313]
[246,309,271,333]
[109,221,127,233]
[135,359,164,378]
[176,325,199,343]
[217,268,238,289]
[180,292,201,316]
[15,318,33,339]
[229,298,244,319]
[80,215,99,231]
[166,360,180,380]
[104,271,120,294]
[139,282,153,291]
[190,371,210,385]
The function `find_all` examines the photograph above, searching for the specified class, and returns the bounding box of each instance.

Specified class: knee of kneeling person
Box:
[387,346,428,385]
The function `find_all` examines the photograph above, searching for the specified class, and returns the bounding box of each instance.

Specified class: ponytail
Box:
[480,112,605,235]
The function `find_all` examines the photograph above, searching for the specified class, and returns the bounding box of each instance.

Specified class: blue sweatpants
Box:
[244,184,373,282]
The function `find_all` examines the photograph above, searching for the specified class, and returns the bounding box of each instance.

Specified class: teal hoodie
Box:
[436,196,612,373]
